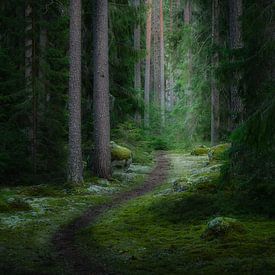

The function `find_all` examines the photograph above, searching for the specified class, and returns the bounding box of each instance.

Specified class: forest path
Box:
[53,151,170,275]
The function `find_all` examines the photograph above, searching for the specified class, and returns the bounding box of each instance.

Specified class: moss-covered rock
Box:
[111,141,132,168]
[208,143,231,161]
[202,217,245,240]
[191,145,210,156]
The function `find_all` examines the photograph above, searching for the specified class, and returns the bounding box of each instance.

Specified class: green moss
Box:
[0,197,32,212]
[0,164,150,274]
[76,152,275,274]
[191,145,210,156]
[208,143,231,161]
[77,191,275,274]
[111,141,132,161]
[202,217,246,240]
[18,184,70,197]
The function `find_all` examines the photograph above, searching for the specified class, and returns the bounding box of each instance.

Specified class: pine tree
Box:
[211,0,220,145]
[93,0,111,179]
[159,0,165,127]
[68,0,83,183]
[144,0,152,128]
[228,0,244,130]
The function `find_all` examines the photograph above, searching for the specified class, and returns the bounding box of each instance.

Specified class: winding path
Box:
[53,152,170,274]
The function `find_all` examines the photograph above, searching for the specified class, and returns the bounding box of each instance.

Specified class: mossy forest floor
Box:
[1,150,275,274]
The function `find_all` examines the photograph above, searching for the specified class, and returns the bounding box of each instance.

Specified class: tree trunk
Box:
[153,0,161,106]
[211,0,220,146]
[93,0,111,179]
[168,0,175,110]
[133,0,141,92]
[39,25,48,108]
[159,0,165,127]
[184,0,192,95]
[133,0,141,123]
[25,2,37,175]
[184,0,191,24]
[144,0,152,128]
[228,0,244,130]
[152,0,165,127]
[68,0,83,183]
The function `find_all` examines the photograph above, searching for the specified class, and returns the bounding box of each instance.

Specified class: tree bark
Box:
[211,0,220,146]
[68,0,83,183]
[133,0,141,92]
[184,0,192,96]
[93,0,111,179]
[153,0,161,106]
[168,0,175,111]
[228,0,244,130]
[39,24,48,108]
[144,0,152,128]
[152,0,165,127]
[133,0,141,123]
[25,2,37,175]
[159,0,165,127]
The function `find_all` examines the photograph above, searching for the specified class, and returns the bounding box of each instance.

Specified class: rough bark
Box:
[159,0,165,127]
[184,0,192,95]
[152,0,165,127]
[153,0,161,105]
[211,0,220,146]
[68,0,83,183]
[228,0,244,130]
[39,25,48,107]
[168,0,175,111]
[144,0,152,128]
[133,0,141,92]
[25,2,37,174]
[133,0,141,123]
[93,0,111,179]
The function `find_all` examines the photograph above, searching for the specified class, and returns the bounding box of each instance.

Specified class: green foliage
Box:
[111,122,153,164]
[220,1,275,216]
[149,137,169,150]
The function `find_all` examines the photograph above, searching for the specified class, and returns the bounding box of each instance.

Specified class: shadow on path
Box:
[53,151,170,275]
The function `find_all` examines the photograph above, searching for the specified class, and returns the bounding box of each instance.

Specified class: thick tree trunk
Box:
[68,0,83,183]
[93,0,111,179]
[25,2,37,174]
[144,0,152,128]
[228,0,244,131]
[152,0,165,127]
[159,0,165,127]
[211,0,220,146]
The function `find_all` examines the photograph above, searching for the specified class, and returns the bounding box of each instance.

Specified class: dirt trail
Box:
[53,152,170,275]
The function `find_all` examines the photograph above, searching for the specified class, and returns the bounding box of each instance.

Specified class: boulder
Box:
[208,143,231,161]
[191,145,210,156]
[202,216,245,240]
[111,141,132,168]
